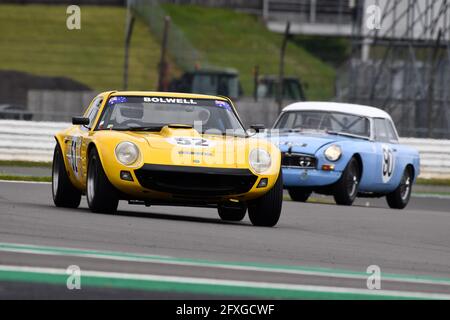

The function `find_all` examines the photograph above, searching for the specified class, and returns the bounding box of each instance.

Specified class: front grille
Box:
[282,153,317,169]
[134,164,258,197]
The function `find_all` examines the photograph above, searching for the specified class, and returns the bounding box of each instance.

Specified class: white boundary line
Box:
[0,265,449,300]
[1,244,449,287]
[0,180,51,185]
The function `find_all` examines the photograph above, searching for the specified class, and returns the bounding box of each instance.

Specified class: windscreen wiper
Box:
[326,130,370,140]
[279,128,302,133]
[115,126,164,132]
[123,124,194,131]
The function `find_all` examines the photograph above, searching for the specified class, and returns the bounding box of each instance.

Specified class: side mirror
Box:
[72,117,90,126]
[249,124,265,133]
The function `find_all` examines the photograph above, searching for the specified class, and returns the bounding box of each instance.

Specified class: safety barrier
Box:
[400,138,450,179]
[0,120,449,178]
[0,120,69,162]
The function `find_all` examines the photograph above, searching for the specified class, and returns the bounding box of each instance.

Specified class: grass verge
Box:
[0,175,51,183]
[0,4,173,91]
[161,4,336,100]
[0,160,52,168]
[417,178,450,187]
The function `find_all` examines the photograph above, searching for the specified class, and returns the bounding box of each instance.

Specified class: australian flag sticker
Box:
[215,100,231,110]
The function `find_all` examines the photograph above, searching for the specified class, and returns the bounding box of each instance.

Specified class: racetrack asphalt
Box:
[0,180,449,299]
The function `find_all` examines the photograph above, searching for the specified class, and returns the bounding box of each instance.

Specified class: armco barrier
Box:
[0,120,69,162]
[0,120,449,178]
[400,138,450,179]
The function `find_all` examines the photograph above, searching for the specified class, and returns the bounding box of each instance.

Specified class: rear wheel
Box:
[86,148,119,214]
[217,205,247,222]
[52,144,81,208]
[333,157,361,206]
[288,188,311,202]
[248,171,283,227]
[386,167,413,209]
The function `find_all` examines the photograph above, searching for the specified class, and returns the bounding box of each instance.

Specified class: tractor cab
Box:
[168,68,242,100]
[256,76,307,101]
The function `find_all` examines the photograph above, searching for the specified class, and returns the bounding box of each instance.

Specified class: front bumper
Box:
[282,167,342,187]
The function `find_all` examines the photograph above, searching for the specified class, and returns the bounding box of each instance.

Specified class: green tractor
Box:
[168,68,243,100]
[255,75,307,102]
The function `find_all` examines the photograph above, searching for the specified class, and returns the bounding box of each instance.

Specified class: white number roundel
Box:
[167,137,214,148]
[381,144,394,183]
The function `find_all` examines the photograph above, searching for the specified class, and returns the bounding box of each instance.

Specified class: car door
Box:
[67,97,102,183]
[373,118,398,190]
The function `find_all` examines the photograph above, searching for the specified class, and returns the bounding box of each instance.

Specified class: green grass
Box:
[417,178,450,187]
[0,4,171,91]
[0,160,51,168]
[0,175,51,182]
[291,35,351,67]
[161,4,336,100]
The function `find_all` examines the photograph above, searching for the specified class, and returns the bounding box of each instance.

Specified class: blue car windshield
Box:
[274,111,371,138]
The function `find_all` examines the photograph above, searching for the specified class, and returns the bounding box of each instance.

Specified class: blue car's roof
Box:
[282,102,392,120]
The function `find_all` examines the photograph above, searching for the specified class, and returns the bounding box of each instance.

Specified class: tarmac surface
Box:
[0,180,449,299]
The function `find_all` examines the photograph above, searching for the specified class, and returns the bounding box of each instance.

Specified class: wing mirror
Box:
[72,117,90,126]
[249,124,265,133]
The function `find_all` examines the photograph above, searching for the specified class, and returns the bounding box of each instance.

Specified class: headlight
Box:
[324,145,342,162]
[249,149,272,173]
[115,142,140,166]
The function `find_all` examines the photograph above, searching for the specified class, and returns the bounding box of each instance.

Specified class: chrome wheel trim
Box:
[349,175,359,197]
[87,162,95,205]
[52,158,59,197]
[347,163,359,197]
[401,175,411,201]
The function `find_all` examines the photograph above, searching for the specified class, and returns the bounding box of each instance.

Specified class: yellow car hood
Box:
[118,127,259,169]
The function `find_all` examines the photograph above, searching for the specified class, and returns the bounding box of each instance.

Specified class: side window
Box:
[84,98,102,129]
[374,118,390,142]
[277,112,295,128]
[385,120,399,143]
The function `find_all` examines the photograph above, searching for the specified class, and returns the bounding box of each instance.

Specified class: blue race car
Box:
[263,102,420,209]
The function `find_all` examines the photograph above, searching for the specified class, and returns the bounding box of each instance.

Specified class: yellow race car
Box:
[52,91,283,227]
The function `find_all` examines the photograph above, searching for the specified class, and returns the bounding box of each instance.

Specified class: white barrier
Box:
[0,120,449,178]
[399,138,450,179]
[0,120,69,162]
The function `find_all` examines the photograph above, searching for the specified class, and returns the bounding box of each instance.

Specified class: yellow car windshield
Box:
[97,96,245,135]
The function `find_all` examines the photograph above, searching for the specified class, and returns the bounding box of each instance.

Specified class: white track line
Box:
[1,245,449,287]
[0,180,50,184]
[0,265,449,300]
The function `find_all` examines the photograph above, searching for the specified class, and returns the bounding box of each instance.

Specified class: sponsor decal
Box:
[143,97,198,105]
[178,151,213,156]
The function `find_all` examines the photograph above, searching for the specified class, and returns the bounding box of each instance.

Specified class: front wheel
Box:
[86,148,119,214]
[217,205,247,222]
[288,188,311,202]
[333,157,361,206]
[52,144,81,208]
[386,167,413,209]
[248,172,283,227]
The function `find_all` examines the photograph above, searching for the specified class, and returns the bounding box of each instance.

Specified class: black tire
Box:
[386,167,413,210]
[52,144,81,208]
[86,148,119,214]
[288,188,311,202]
[333,157,361,206]
[248,171,283,227]
[217,205,247,222]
